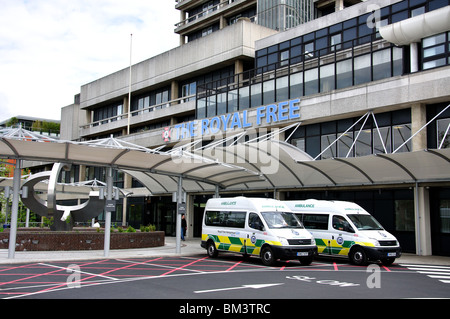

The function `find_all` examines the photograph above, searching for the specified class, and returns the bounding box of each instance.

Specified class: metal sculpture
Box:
[21,163,105,231]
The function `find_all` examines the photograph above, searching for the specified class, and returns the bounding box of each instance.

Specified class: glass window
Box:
[354,54,371,85]
[304,42,314,58]
[393,47,403,76]
[249,213,264,231]
[304,68,318,96]
[373,49,392,81]
[290,45,302,57]
[280,50,290,66]
[336,59,353,89]
[393,124,412,152]
[261,212,304,229]
[330,33,342,51]
[205,211,246,228]
[343,27,357,43]
[217,92,227,115]
[268,52,278,66]
[197,98,206,119]
[239,85,249,110]
[228,89,238,113]
[300,213,329,230]
[422,34,447,70]
[355,128,372,157]
[411,6,425,17]
[257,56,268,68]
[348,214,383,230]
[276,76,289,102]
[263,80,275,105]
[321,134,337,159]
[332,215,354,232]
[251,82,262,108]
[290,72,303,98]
[292,137,305,152]
[373,126,392,154]
[437,118,450,149]
[206,95,216,117]
[395,200,415,231]
[338,132,354,157]
[440,200,450,233]
[424,45,445,58]
[423,58,446,70]
[320,64,335,93]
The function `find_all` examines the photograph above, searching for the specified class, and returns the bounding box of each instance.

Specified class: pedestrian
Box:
[181,214,187,241]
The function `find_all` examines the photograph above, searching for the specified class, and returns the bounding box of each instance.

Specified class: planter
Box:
[0,230,165,251]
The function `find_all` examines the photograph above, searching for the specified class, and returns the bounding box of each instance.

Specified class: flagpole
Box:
[127,33,133,135]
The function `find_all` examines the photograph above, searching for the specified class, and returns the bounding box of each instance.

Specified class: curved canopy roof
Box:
[1,127,450,195]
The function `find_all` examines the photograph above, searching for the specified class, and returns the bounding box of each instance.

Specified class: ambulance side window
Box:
[332,215,354,233]
[301,213,329,230]
[249,213,264,231]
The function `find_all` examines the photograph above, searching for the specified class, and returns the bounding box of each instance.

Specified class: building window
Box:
[182,82,196,102]
[393,124,412,152]
[304,42,314,59]
[93,103,123,124]
[440,200,450,233]
[330,33,342,51]
[422,32,449,70]
[287,110,411,160]
[132,87,171,115]
[437,118,450,149]
[395,200,415,231]
[280,50,290,66]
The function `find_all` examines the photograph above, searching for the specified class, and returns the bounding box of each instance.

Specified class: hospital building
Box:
[60,0,450,256]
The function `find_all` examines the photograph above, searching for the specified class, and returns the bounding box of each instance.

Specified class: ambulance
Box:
[201,197,317,266]
[285,199,402,266]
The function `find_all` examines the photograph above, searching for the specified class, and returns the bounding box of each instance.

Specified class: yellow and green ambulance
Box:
[201,197,317,266]
[285,199,402,266]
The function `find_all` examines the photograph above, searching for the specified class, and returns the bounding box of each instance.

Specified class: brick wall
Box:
[0,229,165,251]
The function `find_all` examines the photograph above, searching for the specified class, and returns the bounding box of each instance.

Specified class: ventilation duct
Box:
[379,6,450,46]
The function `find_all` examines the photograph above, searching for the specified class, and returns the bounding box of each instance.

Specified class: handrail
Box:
[175,0,251,29]
[80,95,195,130]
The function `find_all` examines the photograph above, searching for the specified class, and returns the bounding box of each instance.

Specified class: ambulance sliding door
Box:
[329,215,355,256]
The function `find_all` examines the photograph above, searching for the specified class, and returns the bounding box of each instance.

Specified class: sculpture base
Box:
[0,229,165,251]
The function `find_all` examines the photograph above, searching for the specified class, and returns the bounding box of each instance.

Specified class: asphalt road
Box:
[1,252,449,301]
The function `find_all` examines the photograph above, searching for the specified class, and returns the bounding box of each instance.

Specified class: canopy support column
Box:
[8,160,21,259]
[104,167,113,257]
[176,176,183,254]
[414,183,432,256]
[214,185,220,198]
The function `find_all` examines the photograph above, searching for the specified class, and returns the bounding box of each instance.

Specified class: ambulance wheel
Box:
[349,247,367,266]
[206,240,218,258]
[261,246,275,266]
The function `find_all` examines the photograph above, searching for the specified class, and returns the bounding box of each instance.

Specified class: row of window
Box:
[422,32,450,70]
[287,109,413,160]
[197,42,403,119]
[93,103,123,125]
[256,0,450,71]
[132,87,171,116]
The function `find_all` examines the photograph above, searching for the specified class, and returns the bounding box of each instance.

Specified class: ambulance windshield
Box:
[347,214,384,230]
[261,212,304,229]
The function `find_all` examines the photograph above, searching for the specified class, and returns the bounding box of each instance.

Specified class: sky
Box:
[0,0,180,122]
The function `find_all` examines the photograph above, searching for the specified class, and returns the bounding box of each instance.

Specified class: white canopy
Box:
[1,128,450,195]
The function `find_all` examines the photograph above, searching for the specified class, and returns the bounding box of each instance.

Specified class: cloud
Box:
[0,0,179,121]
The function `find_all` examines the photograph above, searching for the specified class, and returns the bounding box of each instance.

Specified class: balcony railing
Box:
[80,95,195,131]
[175,0,250,29]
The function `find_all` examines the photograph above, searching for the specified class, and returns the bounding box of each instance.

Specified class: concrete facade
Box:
[59,0,450,256]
